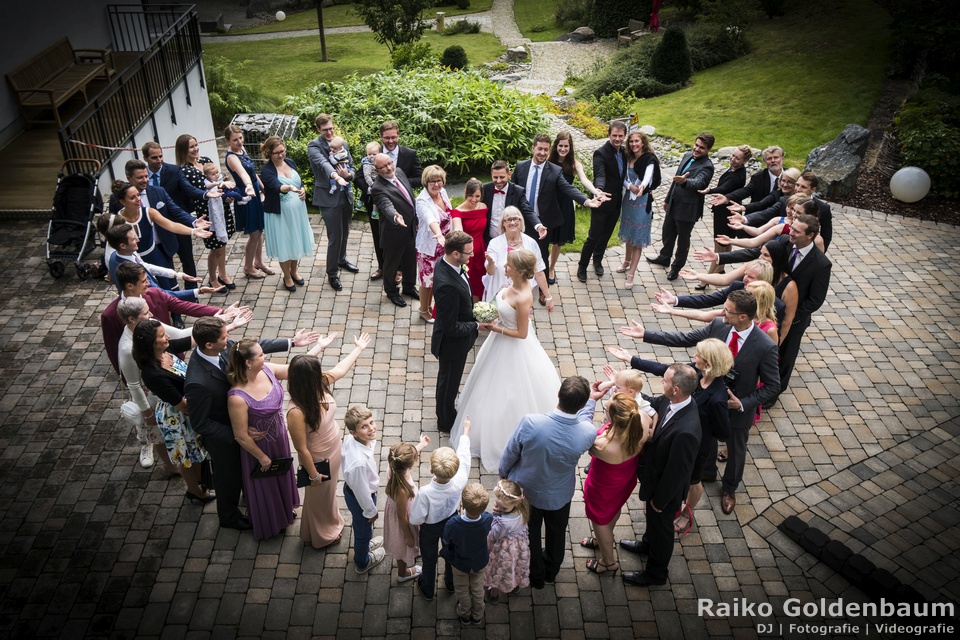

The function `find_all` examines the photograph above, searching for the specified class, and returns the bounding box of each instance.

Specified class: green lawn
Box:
[203,31,505,106]
[226,0,494,35]
[514,0,567,42]
[637,0,890,166]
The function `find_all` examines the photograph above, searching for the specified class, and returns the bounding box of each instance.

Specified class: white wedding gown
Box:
[449,289,561,472]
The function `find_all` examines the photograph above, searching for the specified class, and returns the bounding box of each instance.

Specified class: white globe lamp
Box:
[276,11,286,21]
[889,166,931,203]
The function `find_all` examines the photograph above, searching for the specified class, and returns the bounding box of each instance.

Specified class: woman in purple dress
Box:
[226,338,302,540]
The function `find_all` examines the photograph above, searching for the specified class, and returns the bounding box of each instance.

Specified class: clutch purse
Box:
[296,458,332,487]
[250,456,293,478]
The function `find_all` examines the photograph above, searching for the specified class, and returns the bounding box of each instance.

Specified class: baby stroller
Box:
[46,158,104,279]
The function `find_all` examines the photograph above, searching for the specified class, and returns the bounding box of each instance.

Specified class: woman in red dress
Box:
[451,178,488,301]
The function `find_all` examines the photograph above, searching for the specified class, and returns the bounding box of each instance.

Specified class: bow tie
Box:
[494,188,505,194]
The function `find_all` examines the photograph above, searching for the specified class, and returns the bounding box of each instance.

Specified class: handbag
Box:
[249,456,293,479]
[296,458,332,487]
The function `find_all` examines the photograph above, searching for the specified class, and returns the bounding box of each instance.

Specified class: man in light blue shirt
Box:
[499,376,600,588]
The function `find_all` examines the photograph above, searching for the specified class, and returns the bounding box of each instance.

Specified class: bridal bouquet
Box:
[473,301,499,323]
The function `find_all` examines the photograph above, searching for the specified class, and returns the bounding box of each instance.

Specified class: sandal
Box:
[586,559,619,575]
[615,260,630,273]
[579,536,599,549]
[418,310,435,324]
[624,274,634,290]
[255,264,277,276]
[674,504,694,539]
[242,269,265,279]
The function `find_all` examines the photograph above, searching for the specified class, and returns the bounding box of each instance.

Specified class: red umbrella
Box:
[650,0,662,32]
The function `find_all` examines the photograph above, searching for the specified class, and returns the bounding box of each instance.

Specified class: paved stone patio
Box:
[0,198,958,639]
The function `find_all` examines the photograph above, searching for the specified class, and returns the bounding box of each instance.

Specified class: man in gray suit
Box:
[308,113,359,292]
[370,153,419,308]
[648,132,716,280]
[617,289,779,515]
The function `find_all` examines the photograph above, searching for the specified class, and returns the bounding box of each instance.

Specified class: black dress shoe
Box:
[185,490,217,504]
[619,539,650,554]
[329,276,342,291]
[388,294,407,307]
[292,276,305,286]
[217,276,237,290]
[577,267,587,283]
[339,261,360,273]
[694,283,707,291]
[222,516,253,531]
[646,255,669,267]
[402,288,420,301]
[667,269,680,281]
[622,571,667,587]
[594,263,605,277]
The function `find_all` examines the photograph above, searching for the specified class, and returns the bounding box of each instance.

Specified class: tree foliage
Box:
[650,26,693,85]
[590,0,639,38]
[203,56,273,128]
[351,0,433,52]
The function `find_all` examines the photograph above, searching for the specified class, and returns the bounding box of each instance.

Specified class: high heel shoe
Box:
[242,269,265,279]
[185,490,216,504]
[586,559,619,575]
[624,274,634,290]
[615,260,630,273]
[418,310,435,324]
[217,276,236,290]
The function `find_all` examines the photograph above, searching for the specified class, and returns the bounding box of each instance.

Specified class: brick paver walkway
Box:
[0,197,957,638]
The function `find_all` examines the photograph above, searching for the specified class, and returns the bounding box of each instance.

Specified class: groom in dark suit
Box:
[431,230,482,433]
[185,317,319,530]
[370,153,420,307]
[618,289,780,515]
[648,132,716,280]
[620,364,701,587]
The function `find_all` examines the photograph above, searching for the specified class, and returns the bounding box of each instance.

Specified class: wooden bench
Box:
[6,37,114,129]
[617,19,646,47]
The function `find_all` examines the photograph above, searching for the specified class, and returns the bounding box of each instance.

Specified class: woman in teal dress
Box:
[259,136,315,293]
[618,131,660,289]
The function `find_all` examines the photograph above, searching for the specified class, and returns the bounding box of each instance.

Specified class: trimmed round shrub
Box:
[455,0,470,9]
[650,25,692,85]
[440,45,469,70]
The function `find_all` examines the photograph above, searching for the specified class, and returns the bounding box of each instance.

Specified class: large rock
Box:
[805,124,870,199]
[557,27,595,43]
[506,46,528,63]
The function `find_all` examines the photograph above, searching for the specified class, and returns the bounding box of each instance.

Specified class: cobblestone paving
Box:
[0,192,958,637]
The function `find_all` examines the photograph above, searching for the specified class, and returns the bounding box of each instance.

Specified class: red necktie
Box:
[729,331,740,358]
[494,189,505,194]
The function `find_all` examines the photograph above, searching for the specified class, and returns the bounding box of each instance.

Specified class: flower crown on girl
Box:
[496,480,523,501]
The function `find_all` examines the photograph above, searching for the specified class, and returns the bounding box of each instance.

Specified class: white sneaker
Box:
[398,565,422,583]
[139,445,154,468]
[370,536,384,551]
[357,547,386,573]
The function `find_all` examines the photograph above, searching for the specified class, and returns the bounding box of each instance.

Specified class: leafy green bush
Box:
[391,41,440,70]
[204,56,274,129]
[529,24,548,33]
[282,69,546,175]
[685,22,750,71]
[440,45,469,70]
[650,26,692,85]
[595,91,635,121]
[442,19,481,35]
[590,0,639,38]
[455,0,470,9]
[554,0,592,31]
[895,85,960,198]
[577,37,680,99]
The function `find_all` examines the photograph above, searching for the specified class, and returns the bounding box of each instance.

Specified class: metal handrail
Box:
[58,5,202,179]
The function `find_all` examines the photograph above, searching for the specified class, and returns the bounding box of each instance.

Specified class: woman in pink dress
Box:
[287,333,370,549]
[581,392,654,574]
[451,178,488,301]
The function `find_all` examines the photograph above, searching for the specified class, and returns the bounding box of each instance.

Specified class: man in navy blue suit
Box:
[109,159,203,290]
[142,142,218,288]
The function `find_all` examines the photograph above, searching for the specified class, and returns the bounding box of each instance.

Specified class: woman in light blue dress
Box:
[259,136,315,292]
[618,131,660,289]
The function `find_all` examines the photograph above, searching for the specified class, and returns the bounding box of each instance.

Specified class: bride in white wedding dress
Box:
[449,249,561,472]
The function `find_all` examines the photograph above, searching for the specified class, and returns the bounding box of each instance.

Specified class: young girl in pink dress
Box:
[484,479,530,601]
[382,435,430,584]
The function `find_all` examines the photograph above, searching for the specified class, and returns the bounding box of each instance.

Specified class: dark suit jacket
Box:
[638,396,701,512]
[394,145,422,189]
[480,182,539,244]
[675,280,786,328]
[109,185,196,256]
[511,160,587,230]
[371,168,417,244]
[307,136,356,209]
[156,162,205,212]
[788,245,831,320]
[664,152,714,222]
[592,141,627,213]
[431,258,478,359]
[707,166,747,197]
[643,318,780,430]
[259,157,298,214]
[725,169,777,204]
[101,289,220,376]
[184,339,291,443]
